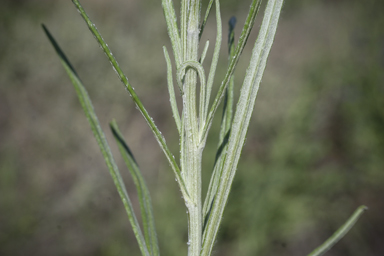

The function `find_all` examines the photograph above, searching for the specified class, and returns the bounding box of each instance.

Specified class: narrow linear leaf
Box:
[162,0,183,67]
[199,0,262,145]
[308,205,368,256]
[199,40,210,64]
[225,16,236,131]
[180,112,187,182]
[201,1,284,255]
[42,25,150,256]
[201,131,228,231]
[177,60,206,127]
[202,0,222,125]
[177,61,206,97]
[110,120,160,256]
[180,0,188,61]
[199,0,214,40]
[202,16,236,230]
[71,0,191,205]
[163,46,182,133]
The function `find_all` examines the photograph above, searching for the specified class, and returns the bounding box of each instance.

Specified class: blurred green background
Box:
[1,0,383,255]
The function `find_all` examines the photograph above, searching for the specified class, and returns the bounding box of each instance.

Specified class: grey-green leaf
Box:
[42,24,150,256]
[202,15,236,231]
[163,46,182,133]
[71,0,191,205]
[199,0,262,145]
[308,205,368,256]
[110,120,159,256]
[200,1,284,255]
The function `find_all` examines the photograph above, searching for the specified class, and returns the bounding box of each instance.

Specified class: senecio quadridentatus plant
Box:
[43,0,366,255]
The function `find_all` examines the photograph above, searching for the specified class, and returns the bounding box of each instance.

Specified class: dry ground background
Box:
[1,0,383,255]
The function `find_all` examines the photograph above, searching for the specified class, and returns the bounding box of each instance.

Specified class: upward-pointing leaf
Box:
[110,120,159,256]
[71,0,191,205]
[201,1,285,255]
[42,24,150,256]
[308,206,368,256]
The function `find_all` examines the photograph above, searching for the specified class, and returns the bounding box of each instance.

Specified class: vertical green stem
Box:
[182,1,202,256]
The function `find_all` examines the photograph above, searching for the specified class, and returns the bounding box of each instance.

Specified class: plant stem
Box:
[182,1,202,256]
[45,1,369,255]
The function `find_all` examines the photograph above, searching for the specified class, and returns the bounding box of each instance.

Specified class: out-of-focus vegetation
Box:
[0,0,383,255]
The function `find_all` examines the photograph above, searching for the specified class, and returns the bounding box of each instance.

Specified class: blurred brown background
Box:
[1,0,383,255]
